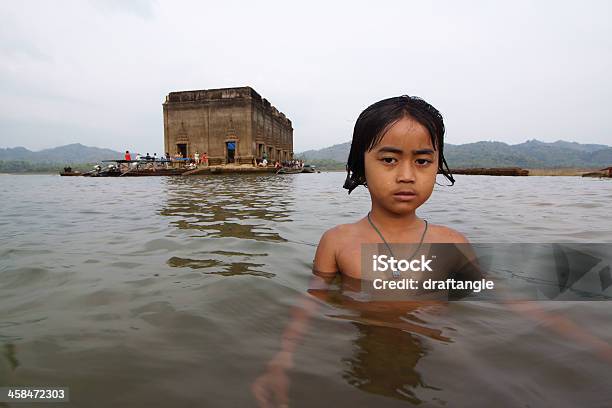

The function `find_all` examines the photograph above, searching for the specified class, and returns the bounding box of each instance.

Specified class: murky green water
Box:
[1,173,611,407]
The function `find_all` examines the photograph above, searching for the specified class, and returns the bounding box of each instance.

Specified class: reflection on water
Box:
[160,175,293,242]
[343,324,435,404]
[0,174,611,407]
[160,175,295,279]
[333,301,450,403]
[308,278,454,403]
[167,256,272,278]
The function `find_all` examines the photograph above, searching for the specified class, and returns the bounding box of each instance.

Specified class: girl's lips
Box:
[392,192,417,201]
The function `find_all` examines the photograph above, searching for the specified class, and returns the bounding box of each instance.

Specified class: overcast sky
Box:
[1,0,610,154]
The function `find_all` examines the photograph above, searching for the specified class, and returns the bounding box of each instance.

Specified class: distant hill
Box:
[546,140,609,153]
[296,139,612,169]
[299,142,351,162]
[0,143,123,163]
[2,140,611,173]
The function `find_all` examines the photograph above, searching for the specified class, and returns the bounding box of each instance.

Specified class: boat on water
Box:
[448,167,529,176]
[276,167,303,174]
[301,164,320,173]
[60,159,190,177]
[60,167,83,176]
[61,160,323,177]
[582,169,612,178]
[276,164,321,174]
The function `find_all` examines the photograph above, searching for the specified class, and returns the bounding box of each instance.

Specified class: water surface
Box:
[0,173,611,407]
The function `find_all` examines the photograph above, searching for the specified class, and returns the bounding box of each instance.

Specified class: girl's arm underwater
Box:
[501,301,612,363]
[251,230,338,408]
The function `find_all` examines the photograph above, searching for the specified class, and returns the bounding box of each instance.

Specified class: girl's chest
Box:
[336,241,464,281]
[336,242,364,279]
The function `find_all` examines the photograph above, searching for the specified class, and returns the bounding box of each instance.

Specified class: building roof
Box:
[163,86,291,126]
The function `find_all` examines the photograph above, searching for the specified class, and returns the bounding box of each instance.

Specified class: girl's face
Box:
[364,116,439,215]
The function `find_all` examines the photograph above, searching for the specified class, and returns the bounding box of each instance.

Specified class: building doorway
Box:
[177,143,187,158]
[226,141,236,163]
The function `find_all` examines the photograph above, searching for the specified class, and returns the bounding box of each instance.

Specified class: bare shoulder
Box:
[426,223,470,244]
[317,222,362,248]
[313,222,363,274]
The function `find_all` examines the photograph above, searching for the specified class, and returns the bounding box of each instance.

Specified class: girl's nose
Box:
[396,161,416,183]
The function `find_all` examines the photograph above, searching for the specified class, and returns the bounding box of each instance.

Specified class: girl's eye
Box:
[416,159,432,165]
[382,157,397,164]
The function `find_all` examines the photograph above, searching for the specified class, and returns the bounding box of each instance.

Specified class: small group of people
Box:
[254,156,303,169]
[193,151,209,166]
[124,151,163,162]
[176,151,209,168]
[121,151,162,170]
[124,150,208,167]
[284,159,304,169]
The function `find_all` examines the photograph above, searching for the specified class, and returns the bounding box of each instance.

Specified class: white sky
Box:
[1,0,610,154]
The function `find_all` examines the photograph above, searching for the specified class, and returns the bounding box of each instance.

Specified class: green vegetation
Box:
[0,161,96,174]
[0,143,123,163]
[297,158,345,171]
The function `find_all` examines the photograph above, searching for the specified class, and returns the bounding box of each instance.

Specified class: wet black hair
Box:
[343,95,455,194]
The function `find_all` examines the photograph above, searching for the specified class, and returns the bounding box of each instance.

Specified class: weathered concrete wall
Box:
[252,97,293,162]
[163,87,293,165]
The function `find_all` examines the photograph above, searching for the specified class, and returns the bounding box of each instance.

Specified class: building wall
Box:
[163,87,293,165]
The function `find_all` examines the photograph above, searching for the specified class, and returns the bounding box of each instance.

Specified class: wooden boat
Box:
[60,172,83,176]
[581,167,612,178]
[447,167,529,176]
[276,167,303,174]
[183,165,278,175]
[120,168,189,176]
[82,165,121,177]
[59,167,83,176]
[582,172,612,178]
[301,164,320,173]
[61,160,189,177]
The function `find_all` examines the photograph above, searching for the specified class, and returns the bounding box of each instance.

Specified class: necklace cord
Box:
[367,211,428,278]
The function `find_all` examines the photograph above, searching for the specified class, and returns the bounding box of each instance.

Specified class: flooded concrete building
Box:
[163,86,293,165]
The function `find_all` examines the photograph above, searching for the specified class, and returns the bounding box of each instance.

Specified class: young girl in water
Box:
[252,95,472,407]
[313,95,468,279]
